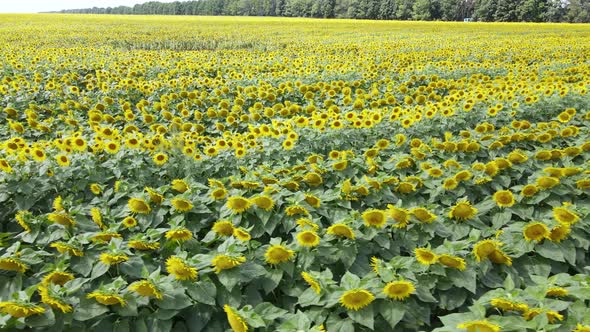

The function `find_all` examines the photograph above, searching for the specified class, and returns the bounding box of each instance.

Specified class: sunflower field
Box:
[0,14,589,332]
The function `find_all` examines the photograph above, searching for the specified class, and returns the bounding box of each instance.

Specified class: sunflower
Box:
[122,216,138,228]
[448,200,478,221]
[128,198,151,214]
[210,187,228,200]
[55,154,70,167]
[145,187,164,204]
[549,224,570,242]
[339,289,375,311]
[0,302,45,318]
[490,298,528,312]
[521,184,539,197]
[304,194,321,208]
[301,272,321,294]
[48,212,76,227]
[546,287,568,297]
[396,181,416,193]
[326,223,355,239]
[87,291,126,306]
[37,285,73,313]
[212,220,234,236]
[42,270,75,286]
[473,239,502,262]
[233,227,252,242]
[224,304,248,332]
[411,207,436,223]
[488,249,512,265]
[128,240,160,250]
[91,232,122,243]
[264,244,295,265]
[104,141,121,154]
[297,230,320,247]
[90,207,105,230]
[166,256,198,280]
[493,190,515,208]
[457,320,500,332]
[153,152,168,166]
[388,206,410,228]
[211,255,246,273]
[573,324,590,332]
[553,205,580,224]
[31,147,46,162]
[252,195,275,211]
[168,179,188,193]
[0,257,28,273]
[438,254,466,270]
[50,242,83,256]
[443,178,459,190]
[523,222,549,242]
[383,280,415,300]
[165,228,193,242]
[546,310,564,323]
[129,280,163,300]
[171,197,193,212]
[414,248,438,265]
[99,253,129,265]
[0,159,13,173]
[537,176,560,190]
[15,210,32,232]
[285,205,310,217]
[362,209,387,228]
[332,160,348,171]
[227,196,251,214]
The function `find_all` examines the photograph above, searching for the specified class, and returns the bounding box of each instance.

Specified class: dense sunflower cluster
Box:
[0,14,589,332]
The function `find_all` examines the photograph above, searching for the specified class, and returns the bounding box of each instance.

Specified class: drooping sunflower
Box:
[41,270,75,286]
[553,205,580,224]
[212,220,234,237]
[87,291,126,306]
[339,289,375,311]
[90,207,106,230]
[166,256,198,281]
[37,285,73,313]
[492,190,515,208]
[523,222,550,242]
[0,257,28,273]
[573,324,590,332]
[362,209,387,228]
[128,198,151,214]
[165,228,193,242]
[326,223,355,239]
[233,227,251,241]
[129,280,163,300]
[438,254,466,270]
[15,210,32,232]
[536,176,560,190]
[50,242,83,256]
[224,304,248,332]
[473,239,502,262]
[264,244,295,265]
[414,248,438,265]
[549,224,571,242]
[145,187,164,205]
[457,320,500,332]
[521,184,539,197]
[488,249,512,266]
[99,253,129,265]
[410,207,436,223]
[211,255,246,273]
[252,195,275,211]
[304,194,321,208]
[383,280,415,300]
[227,196,252,214]
[490,298,528,312]
[128,240,160,251]
[388,206,411,228]
[47,212,76,227]
[171,179,189,193]
[301,272,321,294]
[448,200,478,221]
[297,230,321,247]
[546,287,568,297]
[0,301,45,318]
[285,205,310,216]
[171,197,193,212]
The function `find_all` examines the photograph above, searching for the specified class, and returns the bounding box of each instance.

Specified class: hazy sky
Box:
[0,0,177,13]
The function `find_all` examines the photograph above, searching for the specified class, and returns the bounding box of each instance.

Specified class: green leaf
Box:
[348,305,374,329]
[90,262,110,280]
[73,297,110,321]
[186,280,217,306]
[254,302,289,322]
[536,242,565,262]
[379,301,405,329]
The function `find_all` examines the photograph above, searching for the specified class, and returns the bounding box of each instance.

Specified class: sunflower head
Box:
[493,190,515,207]
[224,304,248,332]
[166,256,198,280]
[523,222,549,242]
[227,196,252,214]
[128,198,151,214]
[264,244,295,265]
[448,200,478,221]
[296,230,320,247]
[326,223,355,239]
[383,280,415,300]
[414,248,437,265]
[339,289,375,311]
[362,209,387,228]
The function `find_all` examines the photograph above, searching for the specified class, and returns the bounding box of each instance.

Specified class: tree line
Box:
[57,0,590,23]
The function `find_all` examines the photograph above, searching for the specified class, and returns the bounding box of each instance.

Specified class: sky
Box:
[0,0,177,13]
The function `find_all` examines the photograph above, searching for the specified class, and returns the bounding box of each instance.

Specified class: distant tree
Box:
[440,0,462,20]
[567,0,590,22]
[396,0,415,19]
[378,0,398,19]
